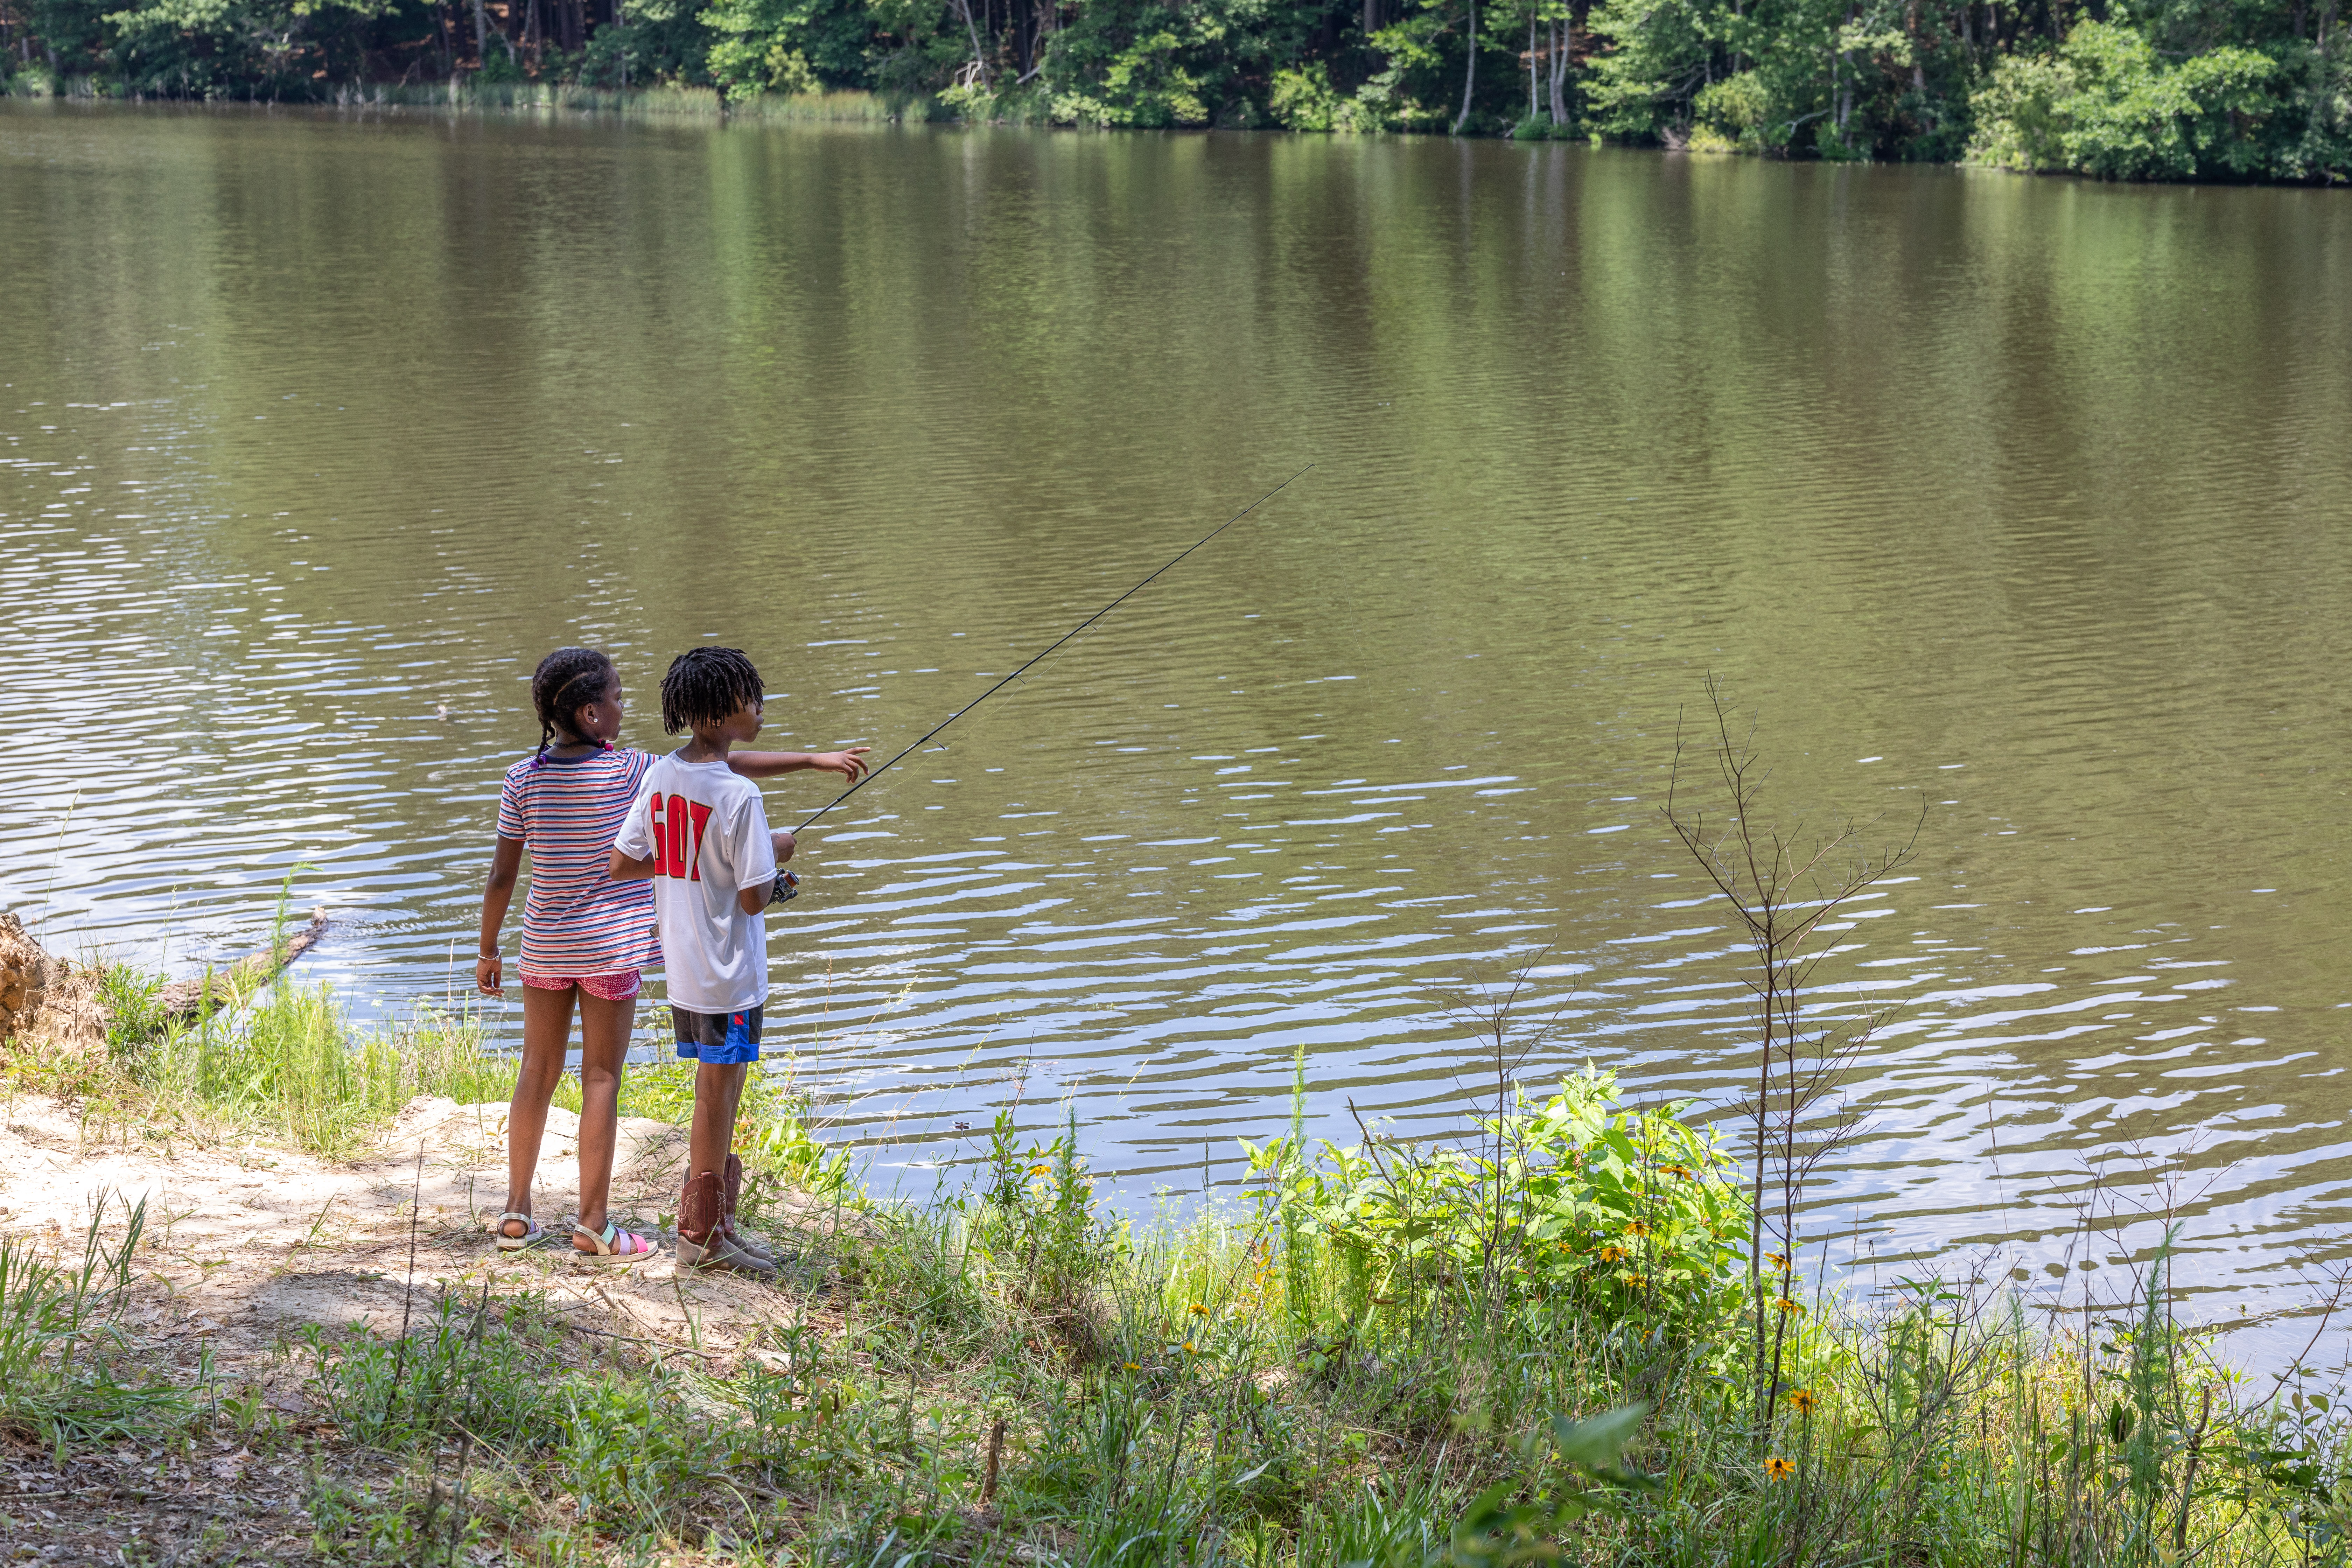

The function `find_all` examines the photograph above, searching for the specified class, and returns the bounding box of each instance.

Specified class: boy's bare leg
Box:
[680,1060,773,1272]
[571,993,635,1250]
[724,1059,752,1138]
[688,1060,748,1197]
[501,983,577,1238]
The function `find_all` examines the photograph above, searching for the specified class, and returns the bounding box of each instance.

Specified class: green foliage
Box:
[1692,70,1771,148]
[104,0,400,99]
[0,1193,194,1455]
[24,0,115,71]
[696,0,889,96]
[88,974,510,1153]
[1969,19,2297,180]
[962,1108,1122,1314]
[136,982,506,1153]
[301,1290,567,1452]
[0,0,2343,177]
[1039,0,1234,127]
[1268,58,1348,129]
[19,1044,2352,1563]
[21,943,2352,1561]
[95,962,169,1060]
[1245,1066,1748,1343]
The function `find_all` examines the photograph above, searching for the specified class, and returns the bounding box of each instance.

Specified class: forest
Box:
[2,0,2347,179]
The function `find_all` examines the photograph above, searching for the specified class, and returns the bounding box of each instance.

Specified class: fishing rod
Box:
[791,464,1314,841]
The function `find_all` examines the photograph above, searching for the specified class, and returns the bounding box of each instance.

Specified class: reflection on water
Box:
[5,103,2351,1350]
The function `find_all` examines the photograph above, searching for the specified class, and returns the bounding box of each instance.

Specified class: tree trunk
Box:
[1527,9,1537,123]
[1364,0,1378,37]
[951,0,988,82]
[1548,14,1569,124]
[471,0,486,69]
[1454,0,1477,133]
[1834,2,1854,134]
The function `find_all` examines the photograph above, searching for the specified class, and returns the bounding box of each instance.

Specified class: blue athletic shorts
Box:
[671,1004,763,1065]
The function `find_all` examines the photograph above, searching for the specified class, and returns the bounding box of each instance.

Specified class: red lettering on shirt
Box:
[688,802,712,882]
[665,793,690,879]
[646,792,665,873]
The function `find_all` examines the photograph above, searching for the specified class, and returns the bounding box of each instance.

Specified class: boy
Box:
[610,646,866,1273]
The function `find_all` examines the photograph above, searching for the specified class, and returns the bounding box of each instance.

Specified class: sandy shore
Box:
[1,1093,849,1562]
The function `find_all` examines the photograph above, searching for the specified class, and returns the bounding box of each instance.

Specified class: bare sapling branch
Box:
[1660,676,1926,1438]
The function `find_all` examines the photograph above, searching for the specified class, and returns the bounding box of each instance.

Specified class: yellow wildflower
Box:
[1625,1221,1652,1238]
[1765,1252,1790,1273]
[1597,1245,1628,1264]
[1183,1341,1197,1354]
[1788,1389,1817,1415]
[1772,1296,1807,1317]
[1765,1456,1794,1482]
[1189,1302,1209,1316]
[1122,1362,1141,1372]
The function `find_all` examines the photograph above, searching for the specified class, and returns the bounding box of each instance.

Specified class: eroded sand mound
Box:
[0,913,106,1064]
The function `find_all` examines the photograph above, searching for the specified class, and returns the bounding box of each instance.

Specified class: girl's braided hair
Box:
[530,647,618,767]
[661,646,764,734]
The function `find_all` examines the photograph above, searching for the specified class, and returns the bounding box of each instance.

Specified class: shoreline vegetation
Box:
[10,949,2352,1562]
[2,0,2346,183]
[10,707,2352,1563]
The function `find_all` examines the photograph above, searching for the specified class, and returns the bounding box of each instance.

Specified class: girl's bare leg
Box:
[572,992,637,1250]
[500,982,577,1238]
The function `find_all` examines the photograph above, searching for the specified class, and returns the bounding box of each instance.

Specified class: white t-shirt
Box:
[613,752,778,1015]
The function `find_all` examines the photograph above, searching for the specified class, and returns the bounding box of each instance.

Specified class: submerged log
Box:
[158,908,332,1021]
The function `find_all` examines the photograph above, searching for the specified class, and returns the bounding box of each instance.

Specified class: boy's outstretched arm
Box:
[728,748,871,783]
[609,846,659,883]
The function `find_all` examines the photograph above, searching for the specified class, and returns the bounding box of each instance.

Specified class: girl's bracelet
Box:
[478,950,500,962]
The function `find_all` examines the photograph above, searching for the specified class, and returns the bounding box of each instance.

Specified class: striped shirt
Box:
[496,748,661,979]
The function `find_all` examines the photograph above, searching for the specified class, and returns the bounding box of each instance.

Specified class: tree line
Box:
[3,0,2346,180]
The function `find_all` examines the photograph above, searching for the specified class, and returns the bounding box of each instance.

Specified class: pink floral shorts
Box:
[520,970,642,1002]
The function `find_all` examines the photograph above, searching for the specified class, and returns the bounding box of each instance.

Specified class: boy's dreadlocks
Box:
[661,646,764,735]
[530,646,618,766]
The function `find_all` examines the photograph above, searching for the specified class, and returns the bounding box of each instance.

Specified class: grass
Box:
[9,960,2352,1563]
[5,70,946,122]
[266,1128,2352,1564]
[350,80,945,123]
[36,960,520,1156]
[0,1190,199,1457]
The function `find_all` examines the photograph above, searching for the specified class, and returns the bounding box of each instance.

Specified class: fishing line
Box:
[792,464,1313,836]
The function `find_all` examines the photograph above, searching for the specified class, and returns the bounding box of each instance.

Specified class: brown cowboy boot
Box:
[675,1167,775,1275]
[722,1153,779,1267]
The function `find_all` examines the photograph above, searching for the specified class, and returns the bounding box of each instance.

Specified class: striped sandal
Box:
[493,1213,545,1252]
[571,1219,656,1266]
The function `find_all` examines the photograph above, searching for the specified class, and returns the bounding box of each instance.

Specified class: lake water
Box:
[5,103,2351,1344]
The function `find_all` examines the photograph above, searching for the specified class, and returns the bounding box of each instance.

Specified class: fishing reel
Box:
[772,868,800,907]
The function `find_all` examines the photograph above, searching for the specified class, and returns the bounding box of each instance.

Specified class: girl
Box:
[475,646,866,1261]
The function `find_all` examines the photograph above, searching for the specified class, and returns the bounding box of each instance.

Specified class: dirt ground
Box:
[0,1093,845,1564]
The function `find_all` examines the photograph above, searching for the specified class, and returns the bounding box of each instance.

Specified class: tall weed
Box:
[0,1193,192,1453]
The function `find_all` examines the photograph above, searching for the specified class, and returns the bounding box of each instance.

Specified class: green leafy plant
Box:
[1245,1067,1748,1344]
